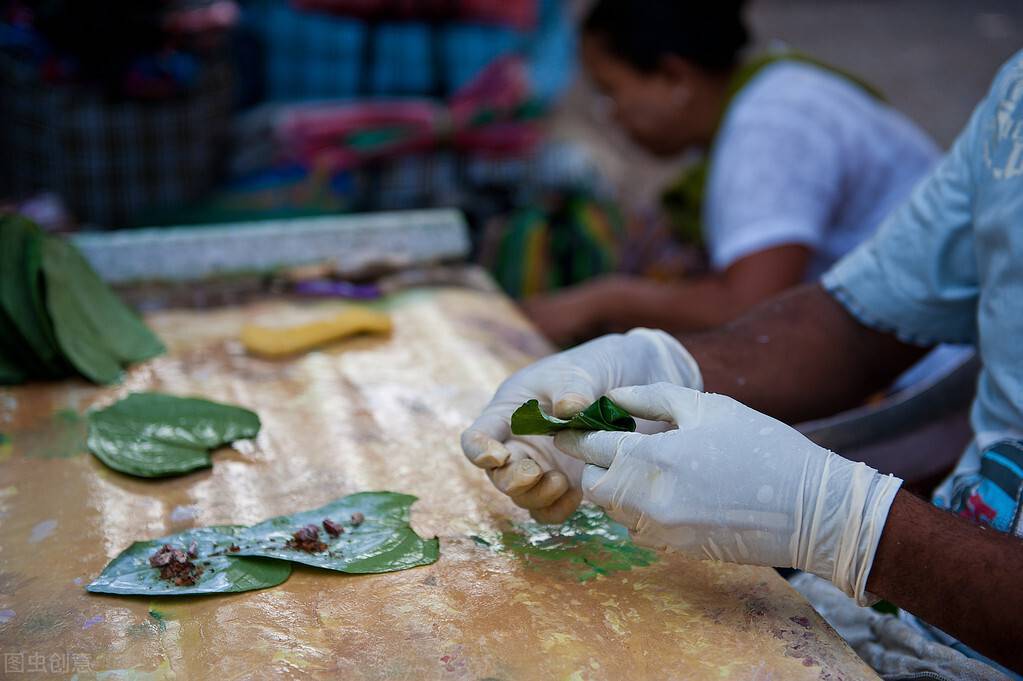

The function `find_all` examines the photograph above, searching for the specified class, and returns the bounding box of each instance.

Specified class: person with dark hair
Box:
[522,0,940,346]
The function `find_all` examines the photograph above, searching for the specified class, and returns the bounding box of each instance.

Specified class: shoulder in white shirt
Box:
[704,61,941,279]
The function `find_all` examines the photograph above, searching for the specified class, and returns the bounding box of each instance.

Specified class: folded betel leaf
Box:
[87,526,291,596]
[87,393,261,477]
[510,396,637,436]
[40,235,164,384]
[234,492,439,574]
[0,217,67,378]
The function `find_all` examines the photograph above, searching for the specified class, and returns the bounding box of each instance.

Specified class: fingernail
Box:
[514,458,542,476]
[476,441,509,468]
[553,393,589,418]
[502,459,542,495]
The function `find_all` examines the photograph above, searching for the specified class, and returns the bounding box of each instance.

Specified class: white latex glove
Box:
[461,329,702,523]
[555,383,902,605]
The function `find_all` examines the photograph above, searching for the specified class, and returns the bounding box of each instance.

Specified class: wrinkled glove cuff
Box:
[848,472,902,605]
[799,455,902,606]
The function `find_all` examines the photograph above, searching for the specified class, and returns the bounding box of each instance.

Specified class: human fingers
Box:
[553,429,639,468]
[607,383,705,427]
[487,457,543,496]
[461,410,513,469]
[510,470,569,510]
[580,463,613,507]
[485,439,547,496]
[550,374,598,419]
[528,488,583,524]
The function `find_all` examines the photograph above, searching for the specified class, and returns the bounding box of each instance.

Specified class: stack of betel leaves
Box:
[0,216,164,385]
[87,492,439,595]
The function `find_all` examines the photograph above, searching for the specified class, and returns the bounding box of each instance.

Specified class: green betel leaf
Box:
[0,217,66,377]
[235,492,439,574]
[87,526,291,596]
[87,393,261,478]
[0,305,31,384]
[509,399,571,434]
[510,396,637,436]
[88,493,438,597]
[570,397,638,431]
[0,337,27,384]
[41,236,164,384]
[0,365,23,384]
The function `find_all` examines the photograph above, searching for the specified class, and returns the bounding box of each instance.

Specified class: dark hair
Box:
[582,0,750,74]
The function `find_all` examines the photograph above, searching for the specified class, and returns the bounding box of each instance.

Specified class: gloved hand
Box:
[555,383,902,604]
[461,329,702,523]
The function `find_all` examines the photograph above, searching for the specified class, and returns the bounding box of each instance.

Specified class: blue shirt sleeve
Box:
[820,92,987,346]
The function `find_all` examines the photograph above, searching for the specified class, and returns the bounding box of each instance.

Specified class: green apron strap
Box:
[660,51,884,247]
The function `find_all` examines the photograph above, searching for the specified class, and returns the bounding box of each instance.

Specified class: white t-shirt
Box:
[704,61,941,279]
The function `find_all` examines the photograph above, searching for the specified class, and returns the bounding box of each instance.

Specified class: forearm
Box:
[524,276,756,347]
[681,284,927,422]
[602,276,747,334]
[867,490,1023,671]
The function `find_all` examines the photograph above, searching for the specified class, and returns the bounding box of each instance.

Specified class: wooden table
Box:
[0,285,879,680]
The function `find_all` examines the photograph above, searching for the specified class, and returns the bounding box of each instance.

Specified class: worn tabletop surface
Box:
[0,285,879,680]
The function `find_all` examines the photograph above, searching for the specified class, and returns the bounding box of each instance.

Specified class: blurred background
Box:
[1,0,1020,298]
